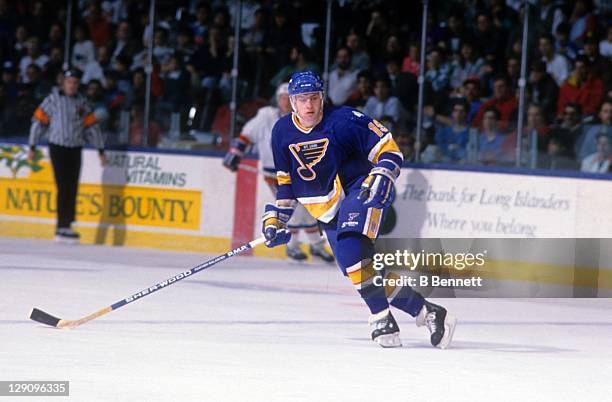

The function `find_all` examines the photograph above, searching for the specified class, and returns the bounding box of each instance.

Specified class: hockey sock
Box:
[384,271,425,317]
[287,228,300,249]
[304,225,323,245]
[335,233,389,315]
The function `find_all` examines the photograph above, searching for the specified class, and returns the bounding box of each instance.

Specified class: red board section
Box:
[231,159,258,254]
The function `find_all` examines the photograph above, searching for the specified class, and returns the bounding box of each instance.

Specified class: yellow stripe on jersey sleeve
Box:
[276,170,292,185]
[368,133,402,164]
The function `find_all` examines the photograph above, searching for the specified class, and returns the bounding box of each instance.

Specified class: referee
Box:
[27,69,107,243]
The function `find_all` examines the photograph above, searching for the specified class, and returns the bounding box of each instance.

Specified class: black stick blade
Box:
[30,308,61,327]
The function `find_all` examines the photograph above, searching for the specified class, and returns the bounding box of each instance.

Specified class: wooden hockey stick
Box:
[30,237,267,329]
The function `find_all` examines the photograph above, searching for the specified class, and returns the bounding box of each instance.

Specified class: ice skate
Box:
[416,300,456,349]
[369,308,402,348]
[286,245,307,261]
[309,242,334,262]
[55,228,80,245]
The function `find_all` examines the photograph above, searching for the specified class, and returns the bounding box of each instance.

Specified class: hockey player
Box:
[262,71,456,348]
[223,83,334,262]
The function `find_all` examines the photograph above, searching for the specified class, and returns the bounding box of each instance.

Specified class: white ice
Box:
[1,237,611,402]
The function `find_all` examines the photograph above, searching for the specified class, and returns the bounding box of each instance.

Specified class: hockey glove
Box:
[261,202,295,248]
[358,160,400,209]
[222,137,249,172]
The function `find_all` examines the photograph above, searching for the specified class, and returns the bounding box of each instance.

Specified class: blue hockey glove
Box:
[222,137,249,172]
[358,160,400,209]
[261,202,295,248]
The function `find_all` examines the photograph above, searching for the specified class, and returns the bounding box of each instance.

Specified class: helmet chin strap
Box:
[289,92,325,127]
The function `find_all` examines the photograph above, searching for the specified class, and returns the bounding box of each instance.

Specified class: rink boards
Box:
[1,143,611,295]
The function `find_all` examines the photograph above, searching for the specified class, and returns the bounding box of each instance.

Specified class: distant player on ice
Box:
[223,83,334,262]
[262,71,456,348]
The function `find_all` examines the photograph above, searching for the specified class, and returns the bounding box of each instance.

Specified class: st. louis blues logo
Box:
[288,138,329,181]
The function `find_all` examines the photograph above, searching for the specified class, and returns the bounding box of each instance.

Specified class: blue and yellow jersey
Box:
[271,106,403,223]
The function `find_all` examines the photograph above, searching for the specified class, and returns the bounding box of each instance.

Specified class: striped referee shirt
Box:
[28,87,104,152]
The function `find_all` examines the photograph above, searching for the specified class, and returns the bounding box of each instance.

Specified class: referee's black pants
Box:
[49,144,82,230]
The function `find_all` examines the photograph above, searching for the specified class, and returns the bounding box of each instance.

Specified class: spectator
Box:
[450,41,486,90]
[381,35,403,66]
[24,64,49,101]
[478,107,506,164]
[554,22,578,61]
[264,7,300,75]
[424,47,451,104]
[345,70,373,110]
[490,0,517,32]
[569,0,597,45]
[71,25,96,73]
[187,25,228,86]
[82,45,111,87]
[385,57,417,112]
[365,9,389,60]
[575,100,612,161]
[269,43,318,90]
[503,104,551,164]
[110,20,140,66]
[557,56,604,118]
[44,47,64,83]
[242,8,267,55]
[527,60,558,120]
[152,29,174,67]
[472,12,502,66]
[1,62,18,102]
[346,33,370,72]
[129,103,162,147]
[581,36,611,87]
[25,1,49,41]
[538,33,570,86]
[43,22,64,53]
[211,6,232,42]
[123,68,146,109]
[160,54,190,111]
[554,102,584,152]
[13,25,29,58]
[363,76,406,129]
[472,74,518,132]
[19,37,49,83]
[537,0,565,36]
[506,55,520,90]
[175,27,196,65]
[599,26,612,57]
[442,12,472,55]
[580,134,611,173]
[191,2,211,46]
[328,47,359,106]
[85,79,109,128]
[86,1,112,48]
[401,42,420,76]
[538,136,580,170]
[461,78,483,124]
[435,100,470,163]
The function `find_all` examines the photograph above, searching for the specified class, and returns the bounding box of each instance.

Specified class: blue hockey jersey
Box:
[271,106,403,223]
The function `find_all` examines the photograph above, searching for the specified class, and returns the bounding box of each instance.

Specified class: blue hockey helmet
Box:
[288,71,324,96]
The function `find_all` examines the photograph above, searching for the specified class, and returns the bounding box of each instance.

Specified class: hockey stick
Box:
[29,237,267,329]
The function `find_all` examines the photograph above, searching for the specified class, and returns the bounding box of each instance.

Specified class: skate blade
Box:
[436,314,457,350]
[55,236,79,245]
[375,332,402,348]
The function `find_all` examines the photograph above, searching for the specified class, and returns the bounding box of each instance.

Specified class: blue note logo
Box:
[288,138,329,181]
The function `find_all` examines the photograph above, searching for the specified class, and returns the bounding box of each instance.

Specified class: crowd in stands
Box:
[0,0,611,173]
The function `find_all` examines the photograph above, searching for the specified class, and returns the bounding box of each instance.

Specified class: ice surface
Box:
[1,237,610,401]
